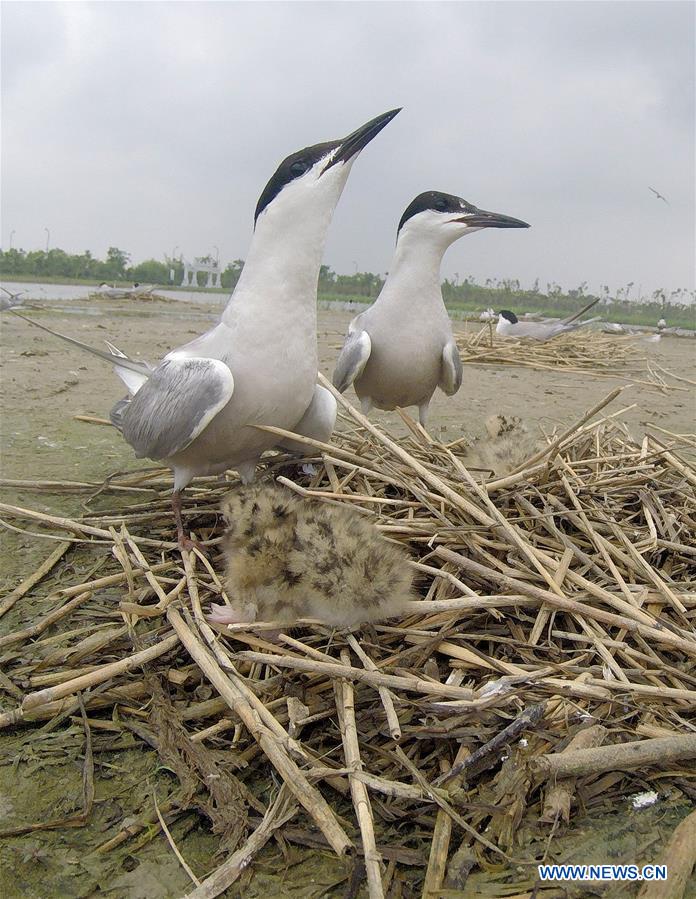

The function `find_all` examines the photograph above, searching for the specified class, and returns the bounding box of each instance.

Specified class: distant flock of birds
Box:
[1,110,674,631]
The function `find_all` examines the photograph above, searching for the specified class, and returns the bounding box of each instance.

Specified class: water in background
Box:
[3,281,692,334]
[0,281,224,306]
[0,281,370,317]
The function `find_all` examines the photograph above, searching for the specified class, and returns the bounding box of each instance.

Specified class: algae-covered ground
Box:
[1,299,694,898]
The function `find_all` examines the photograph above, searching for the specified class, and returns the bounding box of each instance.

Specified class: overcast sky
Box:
[2,1,694,298]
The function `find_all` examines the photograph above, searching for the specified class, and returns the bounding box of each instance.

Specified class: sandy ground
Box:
[2,300,694,460]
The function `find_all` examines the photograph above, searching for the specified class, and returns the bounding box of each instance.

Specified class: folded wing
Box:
[439,339,463,396]
[120,357,234,460]
[332,325,371,393]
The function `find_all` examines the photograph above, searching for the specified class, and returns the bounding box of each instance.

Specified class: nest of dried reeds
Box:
[458,325,690,393]
[1,377,695,897]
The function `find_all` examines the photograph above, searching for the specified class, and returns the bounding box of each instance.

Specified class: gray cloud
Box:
[2,1,694,297]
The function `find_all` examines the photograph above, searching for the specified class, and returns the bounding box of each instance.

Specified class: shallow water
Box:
[1,280,229,308]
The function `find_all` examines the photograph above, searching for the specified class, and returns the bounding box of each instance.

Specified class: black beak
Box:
[457,208,530,229]
[323,108,401,171]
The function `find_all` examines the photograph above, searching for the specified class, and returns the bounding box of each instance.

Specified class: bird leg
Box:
[171,489,203,552]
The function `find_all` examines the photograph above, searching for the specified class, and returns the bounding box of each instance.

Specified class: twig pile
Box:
[1,382,696,897]
[457,326,688,393]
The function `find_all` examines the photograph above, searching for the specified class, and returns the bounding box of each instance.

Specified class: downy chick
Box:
[209,483,414,628]
[462,415,540,478]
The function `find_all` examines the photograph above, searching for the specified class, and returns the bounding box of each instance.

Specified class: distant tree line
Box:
[318,265,385,298]
[1,246,138,282]
[0,247,248,290]
[1,247,693,327]
[317,265,694,323]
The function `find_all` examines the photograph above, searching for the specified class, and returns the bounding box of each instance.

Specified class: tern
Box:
[1,286,30,311]
[332,191,528,425]
[648,186,669,205]
[11,108,400,546]
[94,283,156,299]
[496,297,601,341]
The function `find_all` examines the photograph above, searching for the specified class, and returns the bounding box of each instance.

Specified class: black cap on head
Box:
[398,191,475,234]
[499,310,518,324]
[254,141,338,224]
[254,108,401,226]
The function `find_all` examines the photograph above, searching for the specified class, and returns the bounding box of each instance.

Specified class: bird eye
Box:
[290,160,308,177]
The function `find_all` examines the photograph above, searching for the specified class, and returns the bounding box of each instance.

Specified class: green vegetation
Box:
[0,246,138,282]
[0,248,245,290]
[2,249,693,329]
[317,268,695,330]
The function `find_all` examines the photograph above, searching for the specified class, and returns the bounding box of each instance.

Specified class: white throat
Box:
[222,164,350,329]
[377,226,457,310]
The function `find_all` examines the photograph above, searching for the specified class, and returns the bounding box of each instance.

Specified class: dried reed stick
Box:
[0,539,71,617]
[533,735,696,779]
[540,725,608,824]
[21,633,180,709]
[234,650,477,701]
[167,607,353,857]
[346,633,401,741]
[637,807,696,899]
[183,788,298,899]
[337,647,384,899]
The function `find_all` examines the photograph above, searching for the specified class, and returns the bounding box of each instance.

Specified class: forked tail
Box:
[9,309,152,391]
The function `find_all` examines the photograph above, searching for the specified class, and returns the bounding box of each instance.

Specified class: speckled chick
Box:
[463,415,540,477]
[209,483,414,628]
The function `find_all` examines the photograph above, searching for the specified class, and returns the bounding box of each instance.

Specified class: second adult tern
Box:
[333,190,528,425]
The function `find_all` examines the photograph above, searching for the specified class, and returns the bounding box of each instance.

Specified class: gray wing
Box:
[121,357,234,460]
[439,340,463,396]
[513,321,562,340]
[563,316,602,334]
[110,396,130,431]
[561,297,600,325]
[332,329,371,393]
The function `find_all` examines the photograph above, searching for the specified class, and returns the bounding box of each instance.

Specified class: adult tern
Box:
[496,297,601,341]
[11,108,401,546]
[333,190,528,425]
